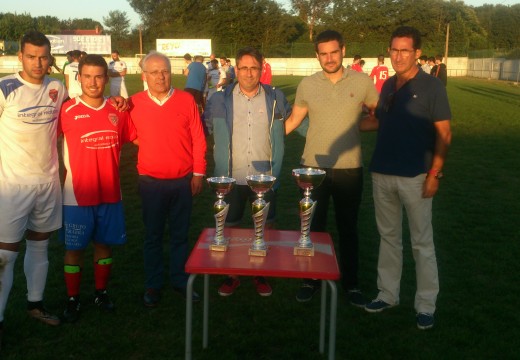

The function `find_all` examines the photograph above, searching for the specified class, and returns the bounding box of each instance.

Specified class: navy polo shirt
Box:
[369,71,451,177]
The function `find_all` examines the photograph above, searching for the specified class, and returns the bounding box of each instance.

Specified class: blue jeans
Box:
[138,175,192,290]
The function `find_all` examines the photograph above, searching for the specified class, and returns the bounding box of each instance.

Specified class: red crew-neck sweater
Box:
[129,89,206,179]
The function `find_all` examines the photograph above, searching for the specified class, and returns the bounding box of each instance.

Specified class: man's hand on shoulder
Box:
[109,96,129,112]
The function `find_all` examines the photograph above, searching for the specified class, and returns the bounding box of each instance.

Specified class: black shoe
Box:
[296,279,321,302]
[173,286,200,303]
[143,288,161,307]
[94,290,115,312]
[347,289,368,308]
[63,296,81,323]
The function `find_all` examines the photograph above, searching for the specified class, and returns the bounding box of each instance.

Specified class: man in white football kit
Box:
[108,50,128,98]
[64,50,82,98]
[0,31,67,342]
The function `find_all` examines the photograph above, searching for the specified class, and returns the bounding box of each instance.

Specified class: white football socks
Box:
[24,239,49,303]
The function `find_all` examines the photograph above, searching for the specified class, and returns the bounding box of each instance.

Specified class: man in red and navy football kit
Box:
[58,54,136,322]
[369,55,389,93]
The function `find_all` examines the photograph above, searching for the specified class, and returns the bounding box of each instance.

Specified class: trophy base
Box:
[294,246,314,257]
[249,248,268,257]
[210,242,228,252]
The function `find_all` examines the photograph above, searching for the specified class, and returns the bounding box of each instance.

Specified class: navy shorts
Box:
[59,202,127,250]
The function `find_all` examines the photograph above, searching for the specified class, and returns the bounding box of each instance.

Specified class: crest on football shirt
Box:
[49,89,58,103]
[108,113,118,126]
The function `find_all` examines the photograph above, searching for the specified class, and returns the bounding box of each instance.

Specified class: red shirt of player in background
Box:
[369,56,389,93]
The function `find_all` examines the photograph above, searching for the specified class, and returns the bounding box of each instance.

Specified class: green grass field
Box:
[2,73,520,359]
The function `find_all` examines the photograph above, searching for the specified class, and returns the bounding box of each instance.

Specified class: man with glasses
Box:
[285,30,379,306]
[362,26,452,330]
[129,51,207,307]
[204,47,291,297]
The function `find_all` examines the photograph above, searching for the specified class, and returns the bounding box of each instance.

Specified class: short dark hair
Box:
[435,54,444,61]
[20,30,51,53]
[235,47,263,67]
[419,55,428,61]
[377,54,385,62]
[353,54,361,61]
[71,50,82,60]
[428,56,435,62]
[79,54,108,76]
[314,30,345,53]
[390,26,422,50]
[111,50,119,55]
[183,53,192,61]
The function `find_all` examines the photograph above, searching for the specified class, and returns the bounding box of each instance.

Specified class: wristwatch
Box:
[428,169,444,179]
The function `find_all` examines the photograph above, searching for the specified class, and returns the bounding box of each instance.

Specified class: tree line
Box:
[1,0,520,57]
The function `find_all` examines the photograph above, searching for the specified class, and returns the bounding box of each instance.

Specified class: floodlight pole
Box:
[445,22,450,68]
[139,25,143,56]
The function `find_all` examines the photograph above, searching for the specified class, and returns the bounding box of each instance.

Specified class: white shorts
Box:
[0,179,62,243]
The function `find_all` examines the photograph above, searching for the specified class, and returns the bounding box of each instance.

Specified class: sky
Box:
[1,0,518,29]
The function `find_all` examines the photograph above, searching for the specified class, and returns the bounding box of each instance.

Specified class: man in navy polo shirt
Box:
[362,26,452,330]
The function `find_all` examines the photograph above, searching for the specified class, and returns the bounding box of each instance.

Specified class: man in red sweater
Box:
[129,51,207,307]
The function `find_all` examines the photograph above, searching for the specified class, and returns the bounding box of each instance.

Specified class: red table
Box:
[185,228,340,360]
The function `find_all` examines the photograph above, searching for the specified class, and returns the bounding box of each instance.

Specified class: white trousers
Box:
[372,172,439,314]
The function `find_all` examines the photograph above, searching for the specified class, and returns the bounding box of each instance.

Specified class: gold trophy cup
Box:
[246,174,276,256]
[207,177,236,251]
[292,168,326,256]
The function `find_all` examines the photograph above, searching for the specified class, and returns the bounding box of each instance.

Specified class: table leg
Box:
[185,273,198,360]
[203,274,209,348]
[319,279,327,353]
[327,280,337,360]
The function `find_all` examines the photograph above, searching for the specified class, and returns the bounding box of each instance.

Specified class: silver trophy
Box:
[246,174,276,256]
[207,177,236,251]
[292,168,326,256]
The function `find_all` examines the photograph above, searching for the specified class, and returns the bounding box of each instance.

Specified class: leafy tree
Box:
[59,18,103,31]
[104,10,131,50]
[0,12,35,40]
[291,0,332,41]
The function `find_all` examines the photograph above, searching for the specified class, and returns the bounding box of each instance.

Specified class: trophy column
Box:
[207,177,236,251]
[292,168,326,256]
[246,174,276,256]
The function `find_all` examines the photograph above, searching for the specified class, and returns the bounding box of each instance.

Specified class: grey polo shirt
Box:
[295,69,379,169]
[231,85,271,185]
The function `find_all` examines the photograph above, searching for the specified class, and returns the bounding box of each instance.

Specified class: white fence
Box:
[2,55,518,82]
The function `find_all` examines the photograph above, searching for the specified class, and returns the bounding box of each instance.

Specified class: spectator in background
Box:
[350,54,363,72]
[183,53,207,111]
[207,59,226,101]
[64,50,82,98]
[369,54,389,93]
[433,54,447,87]
[419,55,431,73]
[260,57,272,84]
[62,51,73,74]
[108,50,128,98]
[226,58,235,84]
[428,56,436,74]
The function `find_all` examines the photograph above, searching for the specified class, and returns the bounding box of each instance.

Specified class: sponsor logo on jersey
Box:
[74,114,91,121]
[80,130,119,149]
[108,113,118,126]
[49,89,58,102]
[19,105,57,124]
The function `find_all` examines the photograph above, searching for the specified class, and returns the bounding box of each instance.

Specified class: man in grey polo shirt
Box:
[204,47,291,297]
[285,30,379,306]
